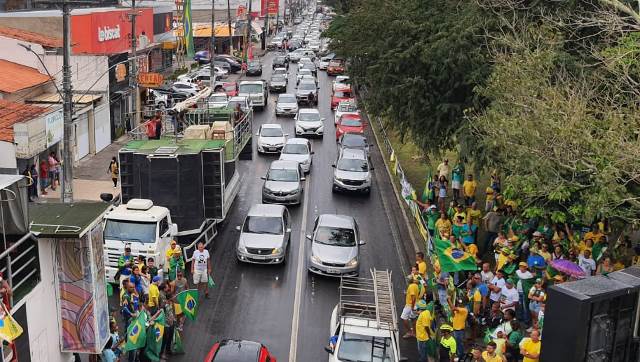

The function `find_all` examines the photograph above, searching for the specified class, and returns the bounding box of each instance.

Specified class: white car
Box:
[257,124,288,154]
[208,92,228,109]
[332,76,350,92]
[334,101,359,124]
[273,67,288,77]
[227,96,252,113]
[275,93,299,117]
[171,81,199,97]
[279,138,313,173]
[297,68,314,84]
[319,53,335,70]
[295,108,324,137]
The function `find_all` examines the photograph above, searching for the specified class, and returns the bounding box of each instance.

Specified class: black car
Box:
[246,60,263,76]
[272,56,289,70]
[213,55,241,73]
[269,74,288,93]
[287,39,303,51]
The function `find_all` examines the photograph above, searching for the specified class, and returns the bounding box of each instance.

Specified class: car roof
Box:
[286,138,310,145]
[211,92,227,97]
[173,81,195,86]
[299,108,320,114]
[278,93,296,99]
[240,80,264,85]
[318,214,355,229]
[262,123,282,129]
[340,113,361,120]
[340,148,367,160]
[341,132,367,143]
[247,204,286,217]
[229,96,248,101]
[211,339,262,362]
[269,159,300,170]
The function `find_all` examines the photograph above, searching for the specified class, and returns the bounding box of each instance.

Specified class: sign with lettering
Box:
[138,72,164,88]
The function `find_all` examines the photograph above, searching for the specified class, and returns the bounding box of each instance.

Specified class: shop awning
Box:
[180,23,234,38]
[27,93,102,105]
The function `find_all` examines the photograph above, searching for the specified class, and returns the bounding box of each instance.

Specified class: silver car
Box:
[332,148,373,194]
[275,94,299,117]
[280,138,313,173]
[295,108,324,137]
[307,214,365,277]
[262,160,305,205]
[236,204,291,264]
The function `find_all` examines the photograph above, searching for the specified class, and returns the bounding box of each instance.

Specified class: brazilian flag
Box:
[183,0,195,57]
[434,238,477,273]
[124,312,148,352]
[145,311,165,361]
[421,170,432,202]
[176,289,199,321]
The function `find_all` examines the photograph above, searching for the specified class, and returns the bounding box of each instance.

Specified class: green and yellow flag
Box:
[421,170,432,202]
[144,311,165,361]
[434,238,477,273]
[183,0,195,57]
[176,289,199,321]
[0,304,22,342]
[124,311,148,352]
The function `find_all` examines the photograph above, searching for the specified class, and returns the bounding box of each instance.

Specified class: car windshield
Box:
[339,104,357,112]
[314,226,356,247]
[223,84,236,91]
[272,75,286,82]
[249,61,260,67]
[341,118,362,127]
[243,216,283,235]
[239,84,263,93]
[299,69,312,75]
[283,144,308,154]
[211,95,227,102]
[268,168,299,181]
[329,60,343,67]
[335,91,352,98]
[342,135,367,148]
[261,127,283,137]
[279,95,297,103]
[104,220,157,243]
[275,57,286,63]
[299,112,320,122]
[299,82,316,91]
[338,158,368,172]
[337,333,395,362]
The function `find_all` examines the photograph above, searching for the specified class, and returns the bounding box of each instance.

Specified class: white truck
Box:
[238,80,268,111]
[103,199,178,283]
[326,269,408,362]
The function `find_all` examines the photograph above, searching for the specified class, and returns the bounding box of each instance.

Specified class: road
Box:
[175,50,420,362]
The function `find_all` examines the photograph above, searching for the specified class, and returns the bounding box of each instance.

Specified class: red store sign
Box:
[71,9,154,55]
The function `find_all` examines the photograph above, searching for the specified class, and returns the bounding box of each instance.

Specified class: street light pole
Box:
[61,0,74,203]
[129,0,139,130]
[246,0,252,61]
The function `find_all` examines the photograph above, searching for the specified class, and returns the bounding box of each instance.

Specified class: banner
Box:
[183,0,195,57]
[0,304,23,343]
[176,289,199,321]
[144,311,165,361]
[124,312,148,352]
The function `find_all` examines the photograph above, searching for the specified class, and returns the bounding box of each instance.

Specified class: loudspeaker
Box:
[541,267,640,361]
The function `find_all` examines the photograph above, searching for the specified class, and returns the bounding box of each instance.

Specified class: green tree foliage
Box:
[325,0,495,154]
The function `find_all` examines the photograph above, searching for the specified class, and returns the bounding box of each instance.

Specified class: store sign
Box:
[13,118,46,159]
[97,25,121,42]
[138,72,164,88]
[236,5,247,18]
[45,110,64,147]
[261,0,279,16]
[115,63,127,82]
[268,0,278,15]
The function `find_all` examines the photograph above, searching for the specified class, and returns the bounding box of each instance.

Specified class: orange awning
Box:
[175,23,232,38]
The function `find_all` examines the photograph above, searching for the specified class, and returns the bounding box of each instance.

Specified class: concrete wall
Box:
[0,142,17,170]
[43,54,110,93]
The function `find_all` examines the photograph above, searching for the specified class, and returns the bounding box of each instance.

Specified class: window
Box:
[104,220,158,243]
[159,217,169,236]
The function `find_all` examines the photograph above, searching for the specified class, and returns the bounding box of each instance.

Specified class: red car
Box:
[217,82,238,97]
[331,86,354,110]
[336,113,366,140]
[205,340,276,362]
[327,59,345,76]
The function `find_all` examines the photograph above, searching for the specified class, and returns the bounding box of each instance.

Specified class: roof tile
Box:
[0,99,48,142]
[0,59,52,93]
[0,26,62,48]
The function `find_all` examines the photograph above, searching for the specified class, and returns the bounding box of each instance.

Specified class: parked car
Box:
[205,340,277,362]
[334,100,359,124]
[331,86,354,110]
[208,92,228,109]
[148,88,170,109]
[269,74,288,93]
[307,214,365,276]
[296,80,319,105]
[213,55,242,73]
[295,108,324,137]
[318,53,335,70]
[275,93,299,117]
[335,113,365,140]
[332,76,350,91]
[246,60,263,76]
[194,50,210,64]
[262,160,305,205]
[332,148,373,194]
[327,59,345,76]
[171,81,199,97]
[279,138,313,173]
[236,204,291,264]
[338,133,371,155]
[257,123,287,154]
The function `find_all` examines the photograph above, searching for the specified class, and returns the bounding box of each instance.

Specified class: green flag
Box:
[421,170,432,202]
[434,238,477,273]
[144,311,165,361]
[208,275,216,288]
[171,328,185,354]
[183,0,194,57]
[592,242,607,262]
[124,311,148,352]
[176,289,199,321]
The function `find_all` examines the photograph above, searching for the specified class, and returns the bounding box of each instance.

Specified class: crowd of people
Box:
[403,159,638,361]
[105,241,211,362]
[21,151,61,200]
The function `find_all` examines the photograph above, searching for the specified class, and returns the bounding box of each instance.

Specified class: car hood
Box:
[277,102,298,108]
[271,80,287,86]
[264,180,300,192]
[312,242,357,263]
[259,136,286,145]
[280,154,310,164]
[335,169,369,181]
[296,89,317,95]
[338,125,363,134]
[297,120,322,128]
[239,232,285,249]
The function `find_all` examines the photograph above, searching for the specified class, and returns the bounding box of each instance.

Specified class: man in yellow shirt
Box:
[416,251,427,279]
[401,278,419,338]
[462,174,478,206]
[482,341,504,362]
[584,223,605,243]
[449,298,468,359]
[438,324,457,362]
[147,275,161,314]
[435,212,452,239]
[415,300,434,361]
[467,202,482,227]
[521,329,541,362]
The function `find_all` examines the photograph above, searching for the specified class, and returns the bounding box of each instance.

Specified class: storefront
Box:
[13,107,63,174]
[108,52,131,140]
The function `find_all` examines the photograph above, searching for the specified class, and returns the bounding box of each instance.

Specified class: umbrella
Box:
[550,259,585,278]
[527,254,546,270]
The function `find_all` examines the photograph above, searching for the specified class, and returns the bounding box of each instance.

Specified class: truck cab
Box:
[326,270,408,362]
[239,80,268,110]
[103,199,177,283]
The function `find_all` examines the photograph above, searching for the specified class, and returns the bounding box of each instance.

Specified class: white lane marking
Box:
[289,175,311,362]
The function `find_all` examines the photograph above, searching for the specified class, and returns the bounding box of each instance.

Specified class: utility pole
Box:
[210,0,216,87]
[61,0,74,203]
[226,0,233,55]
[129,0,139,129]
[275,2,279,33]
[246,0,252,61]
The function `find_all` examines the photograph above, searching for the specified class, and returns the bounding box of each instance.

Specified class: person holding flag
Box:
[176,289,199,321]
[451,161,464,202]
[144,310,165,361]
[124,308,148,362]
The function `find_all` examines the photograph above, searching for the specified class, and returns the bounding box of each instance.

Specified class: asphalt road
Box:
[174,50,420,362]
